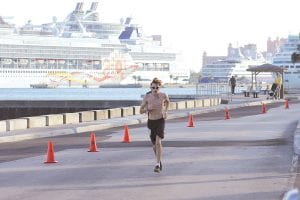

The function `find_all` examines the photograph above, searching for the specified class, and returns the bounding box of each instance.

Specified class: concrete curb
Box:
[294,121,300,155]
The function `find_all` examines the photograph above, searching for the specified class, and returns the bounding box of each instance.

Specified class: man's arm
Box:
[163,93,170,119]
[164,94,170,111]
[140,96,147,114]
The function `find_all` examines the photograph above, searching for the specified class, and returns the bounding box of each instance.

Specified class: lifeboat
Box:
[93,60,100,65]
[19,59,28,65]
[37,59,45,64]
[86,60,93,65]
[48,59,55,64]
[2,59,12,65]
[58,60,65,64]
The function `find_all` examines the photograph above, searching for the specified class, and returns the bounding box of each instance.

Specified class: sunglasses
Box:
[151,86,160,89]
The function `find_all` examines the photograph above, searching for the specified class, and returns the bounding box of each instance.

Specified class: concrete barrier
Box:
[211,98,219,106]
[7,118,28,131]
[2,97,221,132]
[0,120,6,132]
[79,111,95,122]
[94,109,109,120]
[26,116,47,128]
[122,107,134,117]
[45,114,64,126]
[186,100,195,109]
[133,106,141,115]
[176,101,186,110]
[215,98,221,105]
[195,99,203,108]
[169,102,177,110]
[203,99,210,107]
[109,108,122,118]
[63,113,80,124]
[294,121,300,155]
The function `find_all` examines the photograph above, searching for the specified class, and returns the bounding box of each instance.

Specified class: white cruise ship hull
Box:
[0,35,184,88]
[0,68,185,88]
[0,2,188,88]
[272,35,300,89]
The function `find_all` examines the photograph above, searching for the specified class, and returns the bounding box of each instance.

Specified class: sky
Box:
[1,0,300,72]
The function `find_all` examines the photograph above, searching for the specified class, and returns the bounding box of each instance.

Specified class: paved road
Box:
[0,102,290,162]
[0,100,299,199]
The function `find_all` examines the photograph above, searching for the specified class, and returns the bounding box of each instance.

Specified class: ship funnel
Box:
[90,2,98,11]
[125,17,132,25]
[84,2,99,21]
[0,16,6,24]
[75,3,81,11]
[79,2,84,11]
[75,2,84,13]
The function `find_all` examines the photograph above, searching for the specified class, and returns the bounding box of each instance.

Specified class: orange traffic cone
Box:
[225,107,230,120]
[187,114,194,127]
[88,132,98,152]
[285,99,289,109]
[122,125,130,143]
[44,140,57,163]
[262,103,266,114]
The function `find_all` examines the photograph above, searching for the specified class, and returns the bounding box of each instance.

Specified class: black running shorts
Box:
[147,118,165,145]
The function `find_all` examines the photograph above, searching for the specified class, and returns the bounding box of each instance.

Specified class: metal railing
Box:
[196,83,232,101]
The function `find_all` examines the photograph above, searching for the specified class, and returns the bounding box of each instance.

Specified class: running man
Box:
[140,78,170,173]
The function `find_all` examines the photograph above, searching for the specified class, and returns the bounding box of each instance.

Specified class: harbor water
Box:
[0,87,197,100]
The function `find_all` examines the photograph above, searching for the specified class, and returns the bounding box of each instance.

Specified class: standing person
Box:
[274,72,282,99]
[229,76,236,94]
[140,78,170,173]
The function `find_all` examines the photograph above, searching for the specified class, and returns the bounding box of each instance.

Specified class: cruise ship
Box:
[0,2,188,88]
[200,44,272,84]
[272,34,300,89]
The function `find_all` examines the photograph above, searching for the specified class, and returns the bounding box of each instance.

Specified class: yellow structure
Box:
[274,72,282,85]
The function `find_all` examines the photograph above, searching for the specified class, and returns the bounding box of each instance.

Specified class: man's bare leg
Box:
[153,135,162,172]
[155,136,162,163]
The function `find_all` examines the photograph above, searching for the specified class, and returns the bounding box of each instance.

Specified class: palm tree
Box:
[174,76,179,84]
[132,75,137,84]
[169,74,174,84]
[137,75,141,84]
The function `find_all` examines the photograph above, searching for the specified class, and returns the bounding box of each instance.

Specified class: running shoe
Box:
[154,165,160,173]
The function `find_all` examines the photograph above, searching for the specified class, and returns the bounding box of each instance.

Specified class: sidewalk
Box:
[0,93,293,144]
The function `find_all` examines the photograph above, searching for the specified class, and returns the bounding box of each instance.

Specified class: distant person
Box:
[140,77,170,173]
[274,72,282,87]
[229,76,236,94]
[271,72,282,99]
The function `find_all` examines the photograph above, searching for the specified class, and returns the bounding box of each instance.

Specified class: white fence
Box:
[195,83,250,101]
